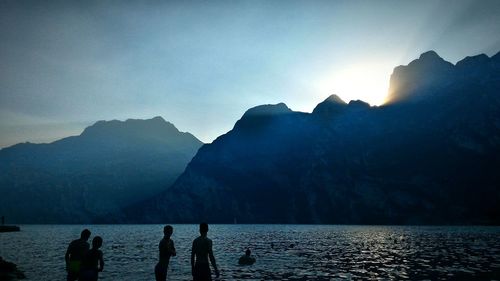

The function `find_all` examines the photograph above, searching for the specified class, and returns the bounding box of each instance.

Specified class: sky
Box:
[1,0,500,147]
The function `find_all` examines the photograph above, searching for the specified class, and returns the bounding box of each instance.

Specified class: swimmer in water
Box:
[238,248,256,265]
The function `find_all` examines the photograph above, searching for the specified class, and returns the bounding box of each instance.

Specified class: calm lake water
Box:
[1,225,499,280]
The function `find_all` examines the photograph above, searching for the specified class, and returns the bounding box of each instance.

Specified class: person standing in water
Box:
[155,225,176,281]
[191,223,219,281]
[79,236,104,281]
[65,229,91,281]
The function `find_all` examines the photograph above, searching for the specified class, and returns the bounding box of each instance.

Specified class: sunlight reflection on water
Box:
[1,225,499,280]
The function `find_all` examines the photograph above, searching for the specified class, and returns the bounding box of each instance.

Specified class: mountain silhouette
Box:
[122,50,500,224]
[0,117,202,223]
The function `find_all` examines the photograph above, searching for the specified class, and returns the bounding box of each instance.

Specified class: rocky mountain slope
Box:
[126,51,500,224]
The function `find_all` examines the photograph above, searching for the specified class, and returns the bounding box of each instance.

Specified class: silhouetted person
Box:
[155,225,176,281]
[65,229,91,281]
[238,248,256,265]
[191,223,219,281]
[79,236,104,281]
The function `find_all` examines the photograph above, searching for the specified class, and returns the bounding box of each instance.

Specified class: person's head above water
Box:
[199,222,209,235]
[245,248,251,256]
[163,225,173,237]
[92,236,103,249]
[81,229,91,241]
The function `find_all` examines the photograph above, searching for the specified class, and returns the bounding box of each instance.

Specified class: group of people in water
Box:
[65,223,255,281]
[65,229,103,281]
[153,223,221,281]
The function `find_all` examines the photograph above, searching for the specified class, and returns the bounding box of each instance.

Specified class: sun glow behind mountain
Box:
[2,1,500,146]
[315,64,392,106]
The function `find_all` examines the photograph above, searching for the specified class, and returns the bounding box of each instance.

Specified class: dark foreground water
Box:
[1,225,499,280]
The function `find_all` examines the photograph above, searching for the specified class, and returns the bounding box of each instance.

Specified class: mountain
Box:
[124,51,500,224]
[0,117,203,223]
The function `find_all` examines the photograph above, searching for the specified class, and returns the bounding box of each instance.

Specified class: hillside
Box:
[125,51,500,224]
[0,117,202,223]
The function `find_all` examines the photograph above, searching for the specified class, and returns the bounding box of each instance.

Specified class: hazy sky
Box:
[1,0,500,147]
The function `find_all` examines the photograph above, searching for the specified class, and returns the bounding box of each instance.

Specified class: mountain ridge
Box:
[121,50,500,224]
[0,117,203,223]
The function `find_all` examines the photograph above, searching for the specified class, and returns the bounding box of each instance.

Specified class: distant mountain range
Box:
[121,50,500,224]
[2,50,499,224]
[0,117,202,223]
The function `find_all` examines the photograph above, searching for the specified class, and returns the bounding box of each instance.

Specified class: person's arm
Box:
[191,241,195,276]
[208,240,219,277]
[170,240,176,257]
[64,243,72,271]
[98,251,104,272]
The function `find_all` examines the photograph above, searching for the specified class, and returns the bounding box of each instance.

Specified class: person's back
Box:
[68,239,89,261]
[191,223,219,281]
[80,236,104,281]
[192,236,212,264]
[81,248,101,271]
[65,229,91,281]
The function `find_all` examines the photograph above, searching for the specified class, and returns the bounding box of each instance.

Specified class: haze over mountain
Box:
[123,50,500,224]
[0,117,202,223]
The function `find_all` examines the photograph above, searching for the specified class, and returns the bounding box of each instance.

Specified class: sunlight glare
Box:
[316,64,391,106]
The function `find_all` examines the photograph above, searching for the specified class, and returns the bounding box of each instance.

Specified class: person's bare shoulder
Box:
[192,236,201,247]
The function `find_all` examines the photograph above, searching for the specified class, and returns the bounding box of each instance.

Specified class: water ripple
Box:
[1,225,499,280]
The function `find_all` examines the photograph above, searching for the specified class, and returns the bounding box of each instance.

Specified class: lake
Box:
[1,225,499,280]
